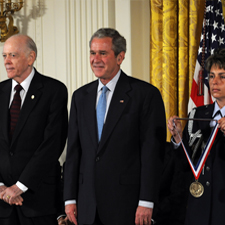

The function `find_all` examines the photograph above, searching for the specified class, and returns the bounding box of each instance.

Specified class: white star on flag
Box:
[211,33,217,42]
[188,0,225,113]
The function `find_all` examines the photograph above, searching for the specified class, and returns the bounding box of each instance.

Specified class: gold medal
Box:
[189,181,204,198]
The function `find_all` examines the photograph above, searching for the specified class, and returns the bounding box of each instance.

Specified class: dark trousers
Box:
[80,210,104,225]
[0,206,57,225]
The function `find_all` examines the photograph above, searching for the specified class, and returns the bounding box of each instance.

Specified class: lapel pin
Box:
[31,95,35,99]
[120,100,124,103]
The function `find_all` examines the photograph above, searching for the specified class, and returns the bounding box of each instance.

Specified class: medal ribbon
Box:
[173,118,219,180]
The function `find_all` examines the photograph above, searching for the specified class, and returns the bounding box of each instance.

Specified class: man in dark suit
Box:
[64,28,166,225]
[0,34,68,225]
[168,48,225,225]
[57,164,73,225]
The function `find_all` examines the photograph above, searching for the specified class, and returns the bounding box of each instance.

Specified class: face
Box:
[209,64,225,108]
[2,36,35,83]
[90,37,124,85]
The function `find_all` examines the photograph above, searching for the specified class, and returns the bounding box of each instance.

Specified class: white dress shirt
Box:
[210,101,225,126]
[0,68,35,192]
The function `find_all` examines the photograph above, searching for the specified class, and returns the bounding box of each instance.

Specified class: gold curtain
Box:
[150,0,205,141]
[223,0,225,21]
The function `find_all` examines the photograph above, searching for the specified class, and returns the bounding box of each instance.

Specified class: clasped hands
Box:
[0,184,23,206]
[57,216,73,225]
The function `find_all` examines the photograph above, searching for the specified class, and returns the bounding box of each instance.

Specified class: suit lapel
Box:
[0,80,11,143]
[208,103,224,145]
[196,104,214,133]
[98,72,131,151]
[83,81,99,147]
[11,71,43,145]
[203,103,214,118]
[199,103,222,148]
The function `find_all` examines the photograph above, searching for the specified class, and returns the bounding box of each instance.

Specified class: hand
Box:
[135,206,152,225]
[167,116,183,143]
[65,204,78,225]
[58,216,74,225]
[0,185,8,202]
[0,184,23,206]
[0,185,7,193]
[218,117,225,134]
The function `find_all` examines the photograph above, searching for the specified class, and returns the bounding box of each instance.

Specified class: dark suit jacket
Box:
[178,103,225,225]
[152,142,189,225]
[0,68,68,218]
[64,71,166,225]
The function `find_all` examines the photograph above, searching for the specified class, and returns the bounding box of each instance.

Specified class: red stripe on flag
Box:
[190,79,204,107]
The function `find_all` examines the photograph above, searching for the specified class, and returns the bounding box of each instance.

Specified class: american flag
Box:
[188,0,225,113]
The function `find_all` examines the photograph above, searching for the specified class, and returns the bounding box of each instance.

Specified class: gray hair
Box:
[89,28,126,57]
[26,36,37,59]
[10,34,37,59]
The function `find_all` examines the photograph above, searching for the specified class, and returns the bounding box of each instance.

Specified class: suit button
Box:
[96,157,100,162]
[9,152,13,156]
[206,181,210,186]
[206,166,210,171]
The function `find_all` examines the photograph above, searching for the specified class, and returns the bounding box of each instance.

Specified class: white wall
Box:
[0,0,150,93]
[0,0,150,163]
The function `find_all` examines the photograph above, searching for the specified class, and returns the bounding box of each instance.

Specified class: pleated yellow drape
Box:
[150,0,204,141]
[223,0,225,21]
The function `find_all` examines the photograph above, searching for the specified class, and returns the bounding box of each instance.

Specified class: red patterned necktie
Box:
[9,84,23,140]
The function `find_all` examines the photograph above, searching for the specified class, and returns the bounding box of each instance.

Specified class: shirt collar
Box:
[12,68,35,92]
[98,70,121,92]
[213,101,225,117]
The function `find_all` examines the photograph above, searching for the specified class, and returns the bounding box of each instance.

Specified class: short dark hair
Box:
[89,28,126,57]
[205,48,225,72]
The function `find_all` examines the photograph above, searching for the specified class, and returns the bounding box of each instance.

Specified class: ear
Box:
[117,51,125,65]
[28,51,36,66]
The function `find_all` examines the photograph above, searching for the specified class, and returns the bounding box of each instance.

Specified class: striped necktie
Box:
[9,84,23,140]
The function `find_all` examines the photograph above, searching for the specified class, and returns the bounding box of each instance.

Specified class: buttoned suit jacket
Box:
[0,68,68,218]
[177,103,225,225]
[64,71,166,225]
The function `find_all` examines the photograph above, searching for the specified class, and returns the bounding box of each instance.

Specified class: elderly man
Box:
[0,34,68,225]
